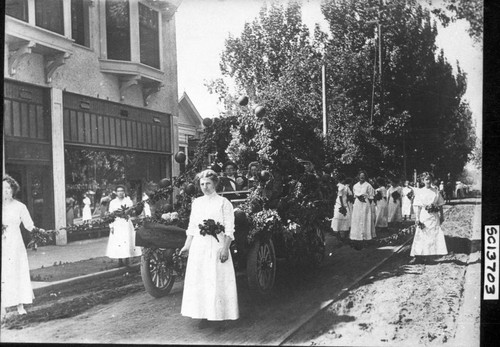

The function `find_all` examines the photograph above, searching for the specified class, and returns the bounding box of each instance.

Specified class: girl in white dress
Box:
[2,175,42,320]
[401,180,414,220]
[374,177,388,229]
[410,172,447,263]
[82,193,92,222]
[180,170,239,326]
[350,171,376,244]
[387,179,403,224]
[331,173,351,240]
[106,186,142,264]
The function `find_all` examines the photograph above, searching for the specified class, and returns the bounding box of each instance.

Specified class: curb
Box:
[33,263,140,297]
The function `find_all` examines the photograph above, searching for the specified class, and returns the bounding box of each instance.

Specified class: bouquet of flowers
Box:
[391,190,401,203]
[373,191,383,203]
[199,219,225,242]
[356,195,366,203]
[425,204,440,213]
[346,194,355,204]
[417,221,426,229]
[28,227,59,250]
[338,205,348,216]
[406,190,414,200]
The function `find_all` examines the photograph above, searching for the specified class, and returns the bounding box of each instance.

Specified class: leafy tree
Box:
[320,0,476,179]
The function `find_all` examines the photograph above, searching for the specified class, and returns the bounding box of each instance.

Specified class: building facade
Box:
[177,92,204,173]
[4,0,183,244]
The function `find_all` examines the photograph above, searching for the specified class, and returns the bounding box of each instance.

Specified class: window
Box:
[35,0,64,35]
[139,3,160,69]
[71,0,90,47]
[106,0,131,61]
[6,0,28,22]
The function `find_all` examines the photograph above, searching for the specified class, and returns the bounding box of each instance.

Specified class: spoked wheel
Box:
[247,238,276,295]
[141,248,176,298]
[309,227,326,267]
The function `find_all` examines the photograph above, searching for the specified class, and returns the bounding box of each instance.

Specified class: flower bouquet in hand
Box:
[338,205,348,216]
[416,221,426,230]
[373,191,383,204]
[199,219,225,242]
[425,204,440,213]
[391,191,401,203]
[28,227,59,250]
[406,190,414,200]
[356,195,366,203]
[346,194,355,204]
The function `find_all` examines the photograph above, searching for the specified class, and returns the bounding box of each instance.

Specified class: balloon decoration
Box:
[238,95,249,106]
[211,163,222,173]
[163,203,173,213]
[159,178,172,188]
[184,183,196,196]
[202,117,213,127]
[254,105,266,118]
[174,151,186,164]
[259,170,271,182]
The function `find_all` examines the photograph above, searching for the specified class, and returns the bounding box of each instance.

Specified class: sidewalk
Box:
[28,237,109,270]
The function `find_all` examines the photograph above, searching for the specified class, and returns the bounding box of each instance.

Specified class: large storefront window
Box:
[64,147,169,224]
[6,0,29,22]
[139,3,160,69]
[71,0,90,47]
[35,0,64,35]
[106,0,131,61]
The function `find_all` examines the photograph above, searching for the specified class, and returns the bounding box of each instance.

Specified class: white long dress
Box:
[181,192,239,321]
[410,187,448,256]
[2,200,35,307]
[387,186,403,223]
[82,197,92,221]
[402,186,414,217]
[106,197,142,258]
[375,186,388,228]
[350,182,376,241]
[331,183,351,232]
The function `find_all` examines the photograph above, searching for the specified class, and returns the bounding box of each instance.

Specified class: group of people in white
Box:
[331,170,447,261]
[2,168,448,327]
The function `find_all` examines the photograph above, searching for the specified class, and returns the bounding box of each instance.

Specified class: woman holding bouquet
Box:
[2,175,42,320]
[350,171,376,245]
[387,178,403,225]
[180,169,239,327]
[410,172,447,263]
[106,185,142,266]
[374,177,389,230]
[331,173,351,240]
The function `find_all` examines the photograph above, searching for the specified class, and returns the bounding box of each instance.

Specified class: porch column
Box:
[51,88,67,245]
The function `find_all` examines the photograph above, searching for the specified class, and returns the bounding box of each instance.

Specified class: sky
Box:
[175,0,482,138]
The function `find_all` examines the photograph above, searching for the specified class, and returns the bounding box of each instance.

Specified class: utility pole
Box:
[322,63,328,138]
[366,0,396,122]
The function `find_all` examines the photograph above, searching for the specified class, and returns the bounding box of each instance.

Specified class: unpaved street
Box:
[0,203,479,345]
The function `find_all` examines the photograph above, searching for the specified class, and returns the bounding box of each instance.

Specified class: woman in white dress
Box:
[350,171,376,245]
[82,193,92,222]
[410,172,447,263]
[374,177,388,230]
[387,179,403,225]
[106,185,142,265]
[401,180,414,221]
[331,173,351,240]
[2,175,42,320]
[180,169,239,327]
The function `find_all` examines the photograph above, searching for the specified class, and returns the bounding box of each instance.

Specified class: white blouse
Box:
[186,193,235,240]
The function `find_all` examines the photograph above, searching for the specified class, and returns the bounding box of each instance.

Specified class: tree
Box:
[320,0,476,179]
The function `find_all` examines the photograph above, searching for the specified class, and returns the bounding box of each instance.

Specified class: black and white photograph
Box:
[2,0,490,345]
